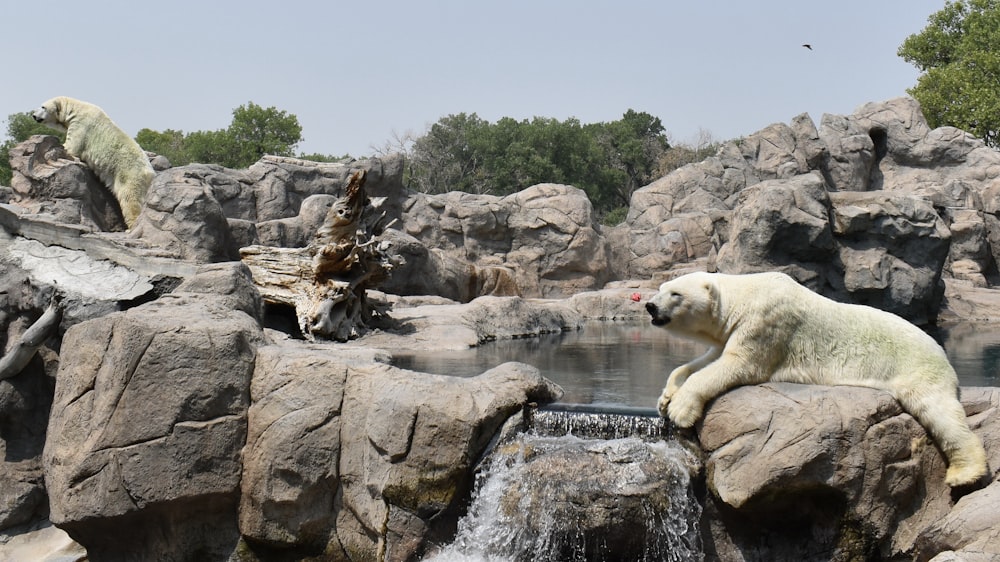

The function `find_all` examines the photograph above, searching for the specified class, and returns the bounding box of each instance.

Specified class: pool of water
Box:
[392,320,1000,409]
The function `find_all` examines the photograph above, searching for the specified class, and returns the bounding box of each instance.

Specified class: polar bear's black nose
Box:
[646,301,670,326]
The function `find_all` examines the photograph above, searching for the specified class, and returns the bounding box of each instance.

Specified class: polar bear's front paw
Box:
[666,392,702,428]
[657,391,672,418]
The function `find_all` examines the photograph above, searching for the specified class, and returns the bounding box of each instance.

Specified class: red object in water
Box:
[630,292,642,302]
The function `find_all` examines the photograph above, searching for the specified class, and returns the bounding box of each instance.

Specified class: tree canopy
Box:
[898,0,1000,147]
[405,110,671,220]
[136,102,306,168]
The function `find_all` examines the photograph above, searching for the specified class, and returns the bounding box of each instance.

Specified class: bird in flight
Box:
[802,44,813,50]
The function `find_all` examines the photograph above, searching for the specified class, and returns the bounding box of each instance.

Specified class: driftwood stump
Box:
[239,170,399,341]
[0,292,62,380]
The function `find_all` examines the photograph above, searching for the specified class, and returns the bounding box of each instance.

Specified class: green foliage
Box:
[407,112,490,194]
[226,102,302,167]
[602,206,629,226]
[298,152,351,163]
[406,110,671,219]
[6,112,63,143]
[135,128,188,165]
[1,112,66,186]
[589,109,669,208]
[134,102,303,168]
[183,129,237,167]
[899,0,1000,147]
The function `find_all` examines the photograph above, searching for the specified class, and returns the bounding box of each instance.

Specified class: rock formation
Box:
[399,183,612,297]
[1,97,1000,561]
[7,135,127,231]
[622,97,1000,323]
[43,263,263,561]
[698,383,1000,562]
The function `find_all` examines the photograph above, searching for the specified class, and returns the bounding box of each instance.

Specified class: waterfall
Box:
[424,405,703,562]
[526,404,673,441]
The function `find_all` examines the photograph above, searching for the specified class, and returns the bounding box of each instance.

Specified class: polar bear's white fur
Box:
[645,271,989,487]
[32,96,154,228]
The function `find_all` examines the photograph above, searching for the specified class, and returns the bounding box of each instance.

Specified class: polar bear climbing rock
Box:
[32,96,154,228]
[645,271,989,488]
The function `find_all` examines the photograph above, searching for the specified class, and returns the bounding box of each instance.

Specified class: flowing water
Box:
[423,408,702,562]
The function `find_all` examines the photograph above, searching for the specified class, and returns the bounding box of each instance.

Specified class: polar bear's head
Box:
[645,272,720,337]
[31,97,69,132]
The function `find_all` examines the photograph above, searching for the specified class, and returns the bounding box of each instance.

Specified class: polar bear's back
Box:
[713,271,955,387]
[64,105,151,187]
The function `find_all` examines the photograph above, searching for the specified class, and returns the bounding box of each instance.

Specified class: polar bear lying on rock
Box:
[645,271,989,487]
[32,96,154,228]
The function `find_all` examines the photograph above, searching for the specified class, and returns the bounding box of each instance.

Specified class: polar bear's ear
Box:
[702,277,720,305]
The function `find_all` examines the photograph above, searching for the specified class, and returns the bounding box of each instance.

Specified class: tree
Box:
[183,129,237,167]
[589,110,670,209]
[899,0,1000,147]
[226,102,303,168]
[407,112,489,194]
[135,128,188,166]
[1,112,66,186]
[134,102,304,168]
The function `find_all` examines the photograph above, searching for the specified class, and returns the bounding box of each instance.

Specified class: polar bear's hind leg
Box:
[114,166,154,227]
[893,383,989,487]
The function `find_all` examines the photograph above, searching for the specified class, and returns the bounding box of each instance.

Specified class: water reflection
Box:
[393,320,1000,408]
[935,322,1000,388]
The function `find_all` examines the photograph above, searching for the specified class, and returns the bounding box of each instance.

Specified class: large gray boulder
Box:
[336,361,561,561]
[401,183,611,298]
[716,172,835,283]
[916,480,1000,562]
[243,154,406,223]
[716,172,951,322]
[378,229,520,302]
[131,167,240,262]
[829,190,951,322]
[42,263,265,561]
[7,135,127,231]
[698,383,1000,562]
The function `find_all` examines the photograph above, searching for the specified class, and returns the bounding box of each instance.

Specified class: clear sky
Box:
[2,1,946,157]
